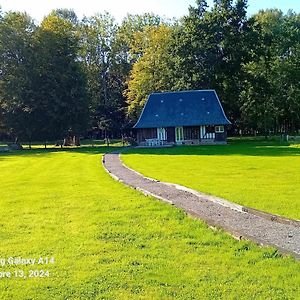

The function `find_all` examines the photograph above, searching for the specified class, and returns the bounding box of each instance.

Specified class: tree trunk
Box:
[122,134,125,147]
[63,136,72,146]
[73,135,80,146]
[264,111,267,139]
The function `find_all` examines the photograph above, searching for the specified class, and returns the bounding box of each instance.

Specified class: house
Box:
[133,90,231,146]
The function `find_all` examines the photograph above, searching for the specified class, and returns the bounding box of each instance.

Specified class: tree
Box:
[240,9,300,134]
[173,0,252,124]
[273,11,300,132]
[115,13,168,125]
[116,13,163,62]
[51,8,79,25]
[79,13,125,138]
[1,4,299,141]
[125,24,175,120]
[32,13,88,141]
[0,12,38,144]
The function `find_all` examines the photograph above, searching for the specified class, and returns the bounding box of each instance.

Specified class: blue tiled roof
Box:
[134,90,231,128]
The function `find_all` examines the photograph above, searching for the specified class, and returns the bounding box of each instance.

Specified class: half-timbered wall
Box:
[137,128,157,143]
[183,126,200,140]
[136,125,227,145]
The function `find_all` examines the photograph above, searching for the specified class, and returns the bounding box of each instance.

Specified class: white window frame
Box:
[215,125,224,133]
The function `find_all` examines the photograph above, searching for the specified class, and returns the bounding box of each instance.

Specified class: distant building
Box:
[133,90,231,146]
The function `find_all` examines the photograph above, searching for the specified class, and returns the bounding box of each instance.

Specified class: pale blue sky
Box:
[0,0,299,23]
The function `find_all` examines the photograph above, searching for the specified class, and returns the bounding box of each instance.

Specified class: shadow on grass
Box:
[0,145,125,160]
[1,140,299,159]
[122,140,300,157]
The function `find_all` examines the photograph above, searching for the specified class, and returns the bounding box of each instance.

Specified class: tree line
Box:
[0,0,299,144]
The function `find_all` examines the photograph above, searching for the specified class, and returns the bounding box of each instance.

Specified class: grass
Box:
[122,139,300,220]
[0,139,127,150]
[0,146,299,299]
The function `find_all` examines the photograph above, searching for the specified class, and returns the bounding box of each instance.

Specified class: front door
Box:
[157,127,167,140]
[175,127,184,143]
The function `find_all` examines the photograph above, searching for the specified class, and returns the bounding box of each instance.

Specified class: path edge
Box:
[102,152,300,259]
[115,152,300,228]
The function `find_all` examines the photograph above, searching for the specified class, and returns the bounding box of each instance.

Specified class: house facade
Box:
[133,90,231,146]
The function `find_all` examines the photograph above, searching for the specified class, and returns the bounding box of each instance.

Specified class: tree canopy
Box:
[0,1,299,142]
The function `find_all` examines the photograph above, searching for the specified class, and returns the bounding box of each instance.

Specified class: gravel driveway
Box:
[103,152,300,259]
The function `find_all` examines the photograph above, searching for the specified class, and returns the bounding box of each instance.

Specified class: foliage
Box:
[175,0,252,123]
[125,24,175,119]
[34,13,89,139]
[77,12,166,137]
[124,1,300,133]
[0,2,300,140]
[122,139,300,220]
[116,13,163,62]
[0,12,37,141]
[79,13,117,114]
[241,10,300,134]
[125,0,254,122]
[0,11,88,142]
[0,148,300,299]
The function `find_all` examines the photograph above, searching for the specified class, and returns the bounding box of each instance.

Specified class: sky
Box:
[0,0,299,23]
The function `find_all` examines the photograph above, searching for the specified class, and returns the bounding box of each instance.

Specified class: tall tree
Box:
[241,9,300,134]
[0,12,37,143]
[32,13,88,140]
[51,8,79,25]
[79,13,165,135]
[1,4,299,140]
[125,24,175,119]
[173,0,252,124]
[116,13,167,124]
[79,13,125,137]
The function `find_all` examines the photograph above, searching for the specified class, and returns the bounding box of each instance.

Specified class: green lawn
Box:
[0,147,299,299]
[122,140,300,220]
[0,139,126,150]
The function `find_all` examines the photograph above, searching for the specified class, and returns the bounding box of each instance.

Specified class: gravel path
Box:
[103,152,300,259]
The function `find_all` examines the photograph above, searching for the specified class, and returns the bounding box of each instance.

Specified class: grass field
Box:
[0,139,126,150]
[0,146,300,299]
[122,140,300,220]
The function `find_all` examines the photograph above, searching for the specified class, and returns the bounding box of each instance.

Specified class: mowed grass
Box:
[122,140,300,220]
[0,147,299,299]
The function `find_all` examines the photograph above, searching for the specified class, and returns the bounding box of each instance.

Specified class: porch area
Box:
[136,125,227,147]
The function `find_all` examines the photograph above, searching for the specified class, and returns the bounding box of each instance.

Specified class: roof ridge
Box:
[151,89,216,95]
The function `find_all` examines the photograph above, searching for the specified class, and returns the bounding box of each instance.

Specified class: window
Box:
[215,125,224,133]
